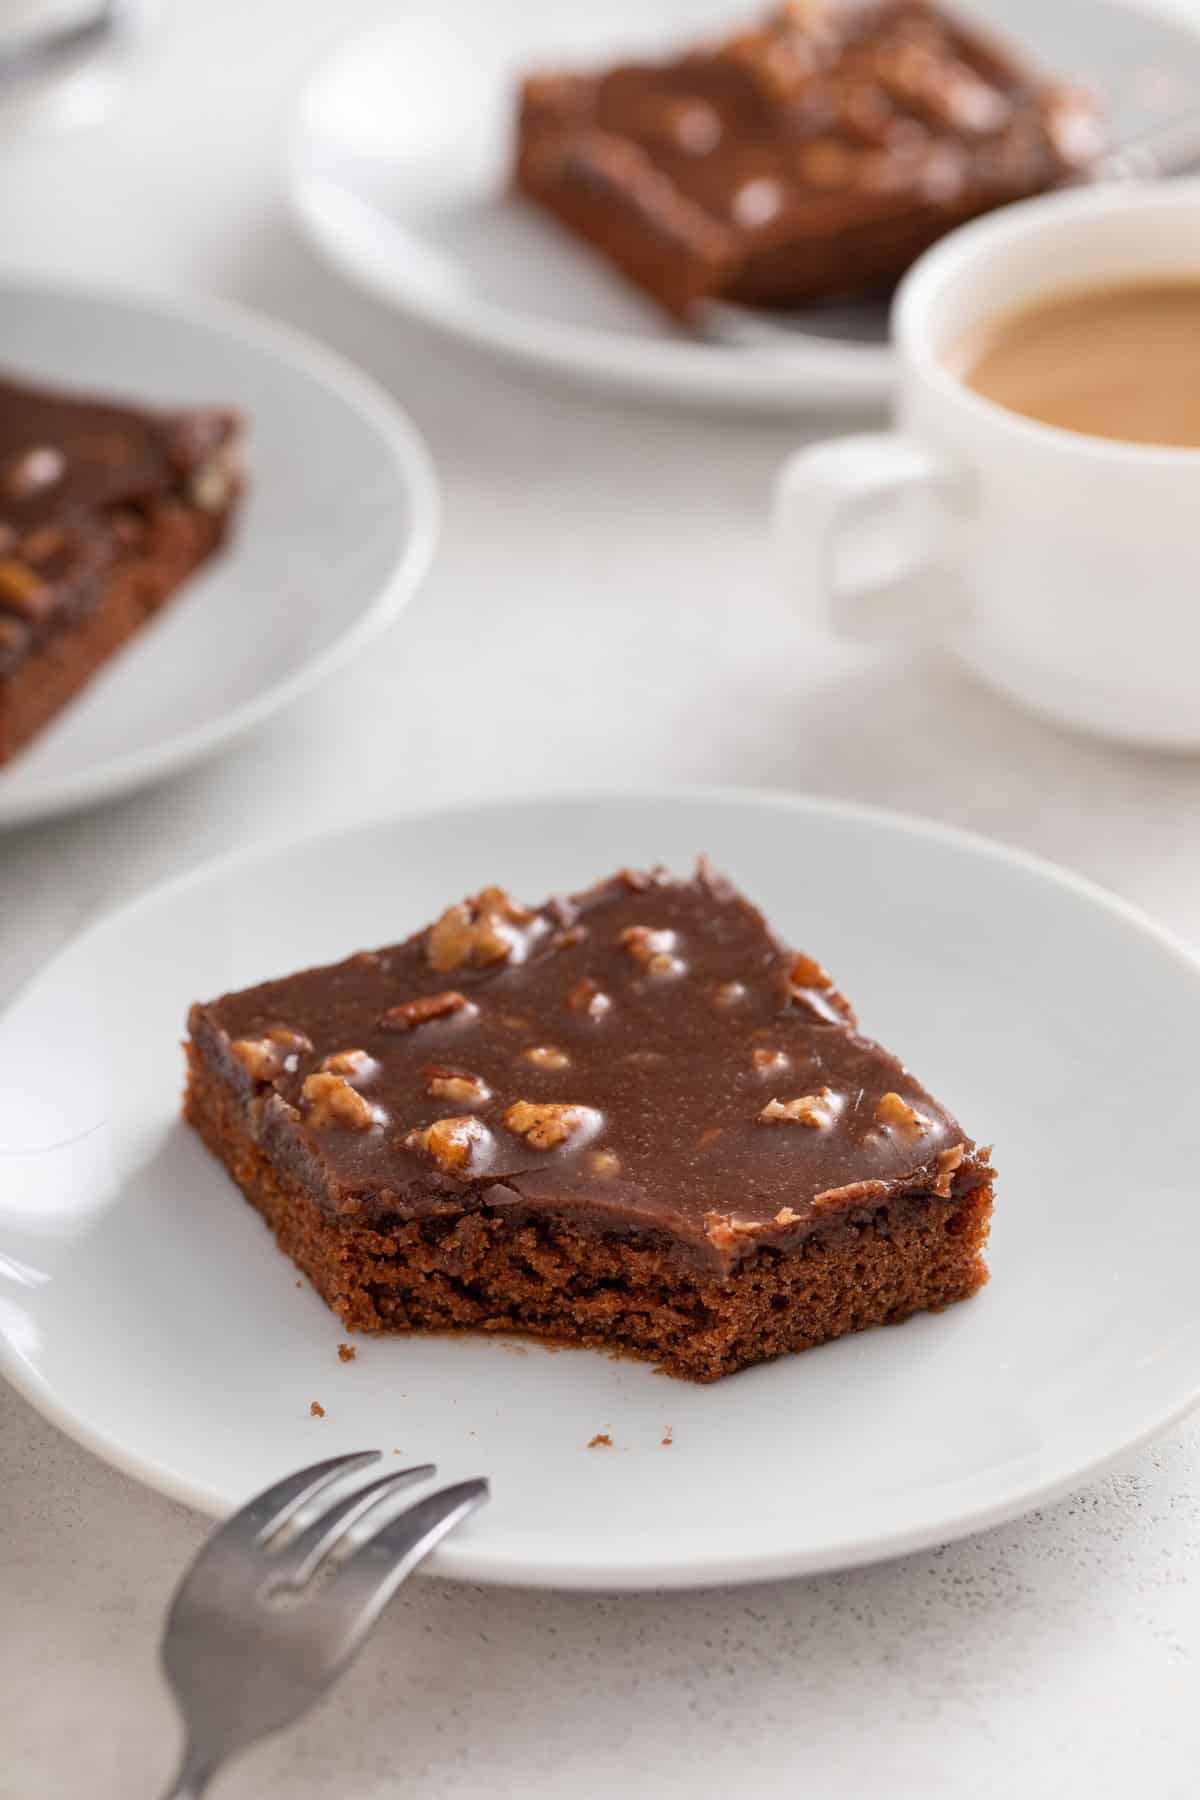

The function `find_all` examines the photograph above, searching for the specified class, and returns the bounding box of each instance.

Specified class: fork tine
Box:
[158,1465,489,1794]
[319,1478,490,1657]
[217,1451,381,1550]
[273,1463,435,1585]
[349,1478,489,1594]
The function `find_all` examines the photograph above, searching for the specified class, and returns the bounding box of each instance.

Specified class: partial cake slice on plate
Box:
[184,863,993,1381]
[514,0,1101,319]
[0,374,241,764]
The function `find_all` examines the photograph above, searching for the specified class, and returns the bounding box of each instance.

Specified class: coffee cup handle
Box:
[772,432,973,641]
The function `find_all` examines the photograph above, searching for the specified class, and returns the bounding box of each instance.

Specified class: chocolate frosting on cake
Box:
[189,865,991,1272]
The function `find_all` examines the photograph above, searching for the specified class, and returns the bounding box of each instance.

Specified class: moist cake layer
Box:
[185,1033,992,1382]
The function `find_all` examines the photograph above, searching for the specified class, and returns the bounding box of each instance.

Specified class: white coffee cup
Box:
[773,181,1200,750]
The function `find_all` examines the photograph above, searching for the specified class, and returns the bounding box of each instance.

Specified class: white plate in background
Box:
[4,788,1200,1589]
[0,277,438,827]
[288,0,1200,413]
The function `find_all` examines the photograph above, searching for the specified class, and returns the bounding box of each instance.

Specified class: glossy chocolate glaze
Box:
[189,866,992,1273]
[0,375,238,676]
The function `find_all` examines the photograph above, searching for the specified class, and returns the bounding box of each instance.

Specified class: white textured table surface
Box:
[5,3,1200,1795]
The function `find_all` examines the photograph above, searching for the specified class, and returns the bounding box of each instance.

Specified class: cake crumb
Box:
[295,1280,302,1288]
[309,1400,325,1418]
[337,1342,356,1362]
[588,1432,612,1449]
[661,1427,674,1446]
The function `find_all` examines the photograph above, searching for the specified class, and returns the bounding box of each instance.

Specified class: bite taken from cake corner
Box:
[183,861,993,1382]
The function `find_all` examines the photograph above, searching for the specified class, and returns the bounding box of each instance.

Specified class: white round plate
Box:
[288,0,1200,413]
[0,277,438,827]
[4,788,1200,1590]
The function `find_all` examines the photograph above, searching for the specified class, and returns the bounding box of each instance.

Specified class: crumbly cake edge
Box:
[184,1037,992,1383]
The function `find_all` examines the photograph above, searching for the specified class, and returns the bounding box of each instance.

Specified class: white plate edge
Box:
[6,779,1200,1589]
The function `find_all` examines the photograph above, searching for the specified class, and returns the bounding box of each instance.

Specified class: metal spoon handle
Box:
[1093,110,1200,183]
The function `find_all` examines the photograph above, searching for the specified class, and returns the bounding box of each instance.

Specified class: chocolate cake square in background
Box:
[0,375,241,765]
[184,863,994,1382]
[514,0,1103,319]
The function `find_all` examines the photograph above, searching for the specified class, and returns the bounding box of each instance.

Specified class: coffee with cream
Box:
[949,281,1200,447]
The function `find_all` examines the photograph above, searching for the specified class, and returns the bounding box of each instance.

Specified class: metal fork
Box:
[158,1452,488,1798]
[0,1,128,94]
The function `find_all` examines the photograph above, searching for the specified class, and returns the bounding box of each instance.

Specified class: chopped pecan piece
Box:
[713,980,746,1006]
[318,1048,376,1078]
[875,1092,932,1138]
[786,954,851,1023]
[230,1027,313,1083]
[378,990,471,1032]
[618,924,683,975]
[932,1143,966,1195]
[702,1212,757,1252]
[424,1065,491,1106]
[587,1148,621,1178]
[751,1047,789,1073]
[812,1179,890,1212]
[301,1071,379,1131]
[503,1100,599,1151]
[774,1206,802,1225]
[567,977,611,1019]
[790,953,834,990]
[758,1089,838,1128]
[523,1044,571,1070]
[427,886,536,972]
[0,557,53,623]
[404,1115,489,1173]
